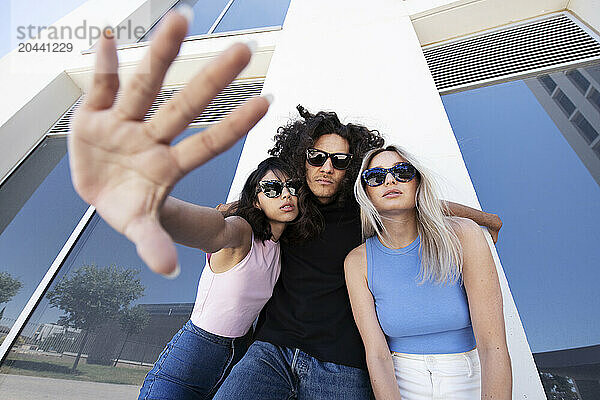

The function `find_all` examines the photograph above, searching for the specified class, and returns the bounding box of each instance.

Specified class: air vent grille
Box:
[48,97,84,134]
[423,14,600,92]
[48,79,264,135]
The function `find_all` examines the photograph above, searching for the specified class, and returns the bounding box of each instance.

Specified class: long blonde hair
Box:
[354,145,463,284]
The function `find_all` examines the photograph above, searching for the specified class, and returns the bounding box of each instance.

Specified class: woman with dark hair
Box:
[138,157,302,400]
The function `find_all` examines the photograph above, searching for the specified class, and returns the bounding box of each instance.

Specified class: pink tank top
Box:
[190,234,281,337]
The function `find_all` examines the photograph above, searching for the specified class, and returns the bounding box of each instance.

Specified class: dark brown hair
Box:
[224,157,300,242]
[269,105,384,241]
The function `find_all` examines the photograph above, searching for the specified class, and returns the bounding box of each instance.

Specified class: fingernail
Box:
[263,93,274,105]
[164,263,181,279]
[246,40,258,53]
[175,3,194,25]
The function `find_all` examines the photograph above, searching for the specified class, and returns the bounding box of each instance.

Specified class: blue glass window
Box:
[572,112,599,144]
[538,75,557,94]
[142,0,291,41]
[187,0,232,35]
[588,88,600,113]
[0,129,246,391]
[142,0,230,40]
[214,0,291,33]
[0,137,88,343]
[566,69,590,94]
[553,89,576,117]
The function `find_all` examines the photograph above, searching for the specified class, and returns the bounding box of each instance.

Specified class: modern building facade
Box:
[0,1,599,399]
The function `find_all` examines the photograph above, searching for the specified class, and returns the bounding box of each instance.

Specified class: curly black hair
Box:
[224,157,300,242]
[269,105,384,241]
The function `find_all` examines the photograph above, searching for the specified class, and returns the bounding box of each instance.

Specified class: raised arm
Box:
[443,201,503,243]
[344,246,402,400]
[160,197,251,253]
[68,8,269,276]
[455,218,512,399]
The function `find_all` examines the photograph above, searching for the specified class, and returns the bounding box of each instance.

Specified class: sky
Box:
[442,74,600,353]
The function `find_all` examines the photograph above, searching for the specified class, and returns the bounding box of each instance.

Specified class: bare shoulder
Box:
[451,217,496,278]
[344,243,367,274]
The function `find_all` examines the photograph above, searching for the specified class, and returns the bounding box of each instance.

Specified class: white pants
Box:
[391,348,481,400]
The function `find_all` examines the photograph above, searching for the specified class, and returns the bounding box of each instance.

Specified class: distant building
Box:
[87,303,194,366]
[526,66,600,186]
[33,323,81,342]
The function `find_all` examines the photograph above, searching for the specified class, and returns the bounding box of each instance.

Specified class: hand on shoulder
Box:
[451,217,487,245]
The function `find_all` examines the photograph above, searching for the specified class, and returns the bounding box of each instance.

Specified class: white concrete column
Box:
[228,0,545,398]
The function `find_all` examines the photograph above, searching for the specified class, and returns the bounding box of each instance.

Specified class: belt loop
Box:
[291,348,300,370]
[463,353,473,378]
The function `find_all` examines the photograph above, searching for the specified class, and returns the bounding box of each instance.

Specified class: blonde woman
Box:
[344,145,512,399]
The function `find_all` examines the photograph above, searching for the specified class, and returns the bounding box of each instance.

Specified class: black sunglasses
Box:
[306,148,353,170]
[361,163,418,187]
[257,180,301,198]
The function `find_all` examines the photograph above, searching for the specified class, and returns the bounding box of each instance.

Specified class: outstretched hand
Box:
[68,9,270,276]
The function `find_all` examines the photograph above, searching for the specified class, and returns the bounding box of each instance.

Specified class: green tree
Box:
[0,271,23,305]
[46,265,145,373]
[113,304,150,366]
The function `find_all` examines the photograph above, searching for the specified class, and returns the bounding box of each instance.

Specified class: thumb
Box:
[126,216,179,277]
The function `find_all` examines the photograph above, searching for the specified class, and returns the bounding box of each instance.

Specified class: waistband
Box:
[392,347,478,360]
[185,320,253,345]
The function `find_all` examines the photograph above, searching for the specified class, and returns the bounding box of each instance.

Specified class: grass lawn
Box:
[0,352,151,385]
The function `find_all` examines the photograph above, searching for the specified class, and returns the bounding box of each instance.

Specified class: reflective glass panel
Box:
[566,69,590,94]
[0,137,88,344]
[442,62,600,399]
[0,129,246,398]
[214,0,291,33]
[142,0,230,40]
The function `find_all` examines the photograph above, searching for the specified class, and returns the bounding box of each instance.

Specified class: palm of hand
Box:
[68,11,268,275]
[71,115,181,233]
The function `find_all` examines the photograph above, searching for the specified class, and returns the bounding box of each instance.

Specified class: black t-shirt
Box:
[255,199,367,369]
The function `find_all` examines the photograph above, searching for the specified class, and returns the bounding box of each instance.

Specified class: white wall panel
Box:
[569,0,600,34]
[410,0,568,46]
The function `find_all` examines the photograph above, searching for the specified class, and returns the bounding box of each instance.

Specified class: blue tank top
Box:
[366,235,475,354]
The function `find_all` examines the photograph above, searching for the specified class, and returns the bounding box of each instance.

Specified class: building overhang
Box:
[408,0,597,46]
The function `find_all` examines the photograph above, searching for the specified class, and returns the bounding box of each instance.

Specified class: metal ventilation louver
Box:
[423,14,600,93]
[48,79,264,135]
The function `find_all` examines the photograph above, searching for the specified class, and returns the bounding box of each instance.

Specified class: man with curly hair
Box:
[213,105,503,399]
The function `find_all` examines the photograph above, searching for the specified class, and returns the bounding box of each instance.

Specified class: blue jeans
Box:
[213,341,374,399]
[138,320,253,400]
